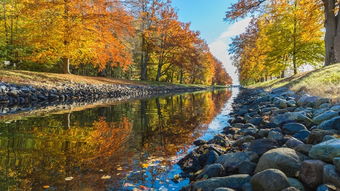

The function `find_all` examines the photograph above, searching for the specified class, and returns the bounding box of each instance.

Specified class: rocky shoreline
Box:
[0,82,209,115]
[178,87,340,191]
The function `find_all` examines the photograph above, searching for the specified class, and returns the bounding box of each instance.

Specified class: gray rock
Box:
[309,139,340,162]
[258,129,270,137]
[239,127,258,136]
[190,174,251,191]
[294,144,312,155]
[287,178,304,191]
[322,135,337,142]
[206,150,219,165]
[330,104,340,111]
[233,135,255,147]
[299,160,326,189]
[255,148,303,177]
[208,134,231,147]
[217,152,258,172]
[194,139,207,146]
[248,117,263,126]
[323,164,340,188]
[317,116,340,130]
[333,157,340,172]
[248,138,279,155]
[284,137,304,148]
[273,97,288,108]
[268,130,283,141]
[282,123,308,135]
[287,100,296,107]
[313,111,339,124]
[241,183,253,191]
[271,112,313,126]
[251,169,290,191]
[307,129,337,144]
[292,130,310,142]
[297,95,329,108]
[197,164,225,179]
[238,161,256,175]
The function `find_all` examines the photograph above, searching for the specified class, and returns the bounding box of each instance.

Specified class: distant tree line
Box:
[0,0,232,85]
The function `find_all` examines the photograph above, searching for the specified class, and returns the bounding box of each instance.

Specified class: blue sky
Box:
[171,0,250,84]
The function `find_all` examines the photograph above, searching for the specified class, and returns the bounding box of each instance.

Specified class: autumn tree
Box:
[225,0,339,66]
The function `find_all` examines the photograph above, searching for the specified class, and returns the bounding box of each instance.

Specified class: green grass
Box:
[248,63,340,102]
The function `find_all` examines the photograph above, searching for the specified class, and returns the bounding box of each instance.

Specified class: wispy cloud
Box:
[209,18,251,85]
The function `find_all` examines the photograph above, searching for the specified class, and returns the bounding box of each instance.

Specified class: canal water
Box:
[0,89,238,191]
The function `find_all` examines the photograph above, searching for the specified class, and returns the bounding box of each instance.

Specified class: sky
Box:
[171,0,251,85]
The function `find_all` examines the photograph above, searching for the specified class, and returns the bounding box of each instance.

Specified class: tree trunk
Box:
[156,63,162,81]
[140,36,148,80]
[281,70,285,78]
[293,0,298,74]
[179,69,184,84]
[323,0,337,65]
[62,57,71,74]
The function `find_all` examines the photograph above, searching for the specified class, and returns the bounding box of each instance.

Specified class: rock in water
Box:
[196,164,225,179]
[255,148,303,177]
[251,169,290,191]
[299,160,326,189]
[190,174,251,191]
[309,139,340,162]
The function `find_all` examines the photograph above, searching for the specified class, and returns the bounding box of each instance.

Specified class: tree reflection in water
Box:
[0,90,231,191]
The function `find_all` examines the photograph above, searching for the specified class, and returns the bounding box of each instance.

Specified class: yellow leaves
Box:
[141,163,149,168]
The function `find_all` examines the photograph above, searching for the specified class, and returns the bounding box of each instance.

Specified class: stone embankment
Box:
[179,87,340,191]
[0,82,207,114]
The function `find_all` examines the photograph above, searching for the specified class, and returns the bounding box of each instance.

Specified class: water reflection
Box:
[0,90,231,191]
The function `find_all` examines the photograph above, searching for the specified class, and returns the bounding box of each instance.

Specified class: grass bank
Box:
[0,70,223,89]
[248,63,340,102]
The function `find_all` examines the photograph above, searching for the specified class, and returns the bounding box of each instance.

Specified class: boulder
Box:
[251,169,290,191]
[208,134,231,147]
[287,178,304,191]
[217,151,258,173]
[330,104,340,111]
[206,150,219,165]
[194,139,207,146]
[307,129,337,144]
[197,164,225,179]
[190,174,251,191]
[273,97,288,109]
[284,137,304,149]
[317,116,340,131]
[248,117,263,126]
[292,130,310,142]
[268,131,284,141]
[248,138,279,155]
[282,123,308,135]
[323,164,340,188]
[233,135,255,147]
[241,183,253,191]
[294,144,312,155]
[271,112,313,126]
[255,148,303,177]
[237,161,256,175]
[313,111,339,125]
[299,160,326,189]
[297,95,329,108]
[309,139,340,162]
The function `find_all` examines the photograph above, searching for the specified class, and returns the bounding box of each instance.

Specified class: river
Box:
[0,88,238,191]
